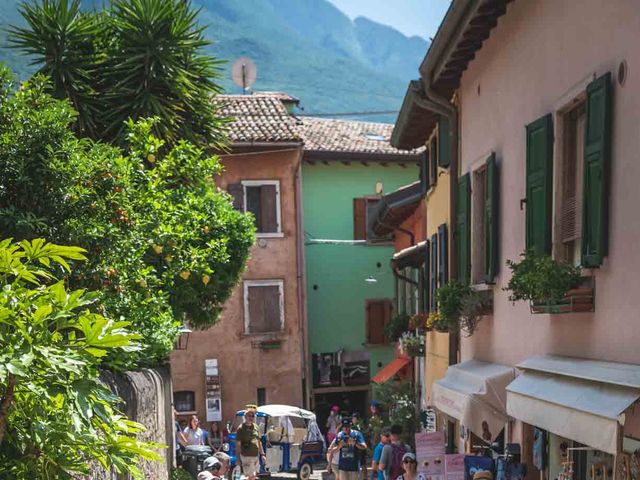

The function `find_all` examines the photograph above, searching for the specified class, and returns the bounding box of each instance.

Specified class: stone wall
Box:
[80,367,174,479]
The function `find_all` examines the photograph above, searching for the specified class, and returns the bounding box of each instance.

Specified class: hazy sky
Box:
[327,0,451,39]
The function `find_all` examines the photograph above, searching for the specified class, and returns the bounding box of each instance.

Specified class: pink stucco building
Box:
[393,0,640,476]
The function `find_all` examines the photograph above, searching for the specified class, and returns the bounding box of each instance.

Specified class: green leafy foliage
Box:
[373,381,417,446]
[9,0,227,146]
[383,313,409,342]
[435,281,489,336]
[505,251,582,303]
[171,466,194,480]
[0,70,255,366]
[0,238,161,478]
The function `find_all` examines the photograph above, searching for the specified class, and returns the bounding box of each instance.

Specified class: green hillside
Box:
[0,0,429,122]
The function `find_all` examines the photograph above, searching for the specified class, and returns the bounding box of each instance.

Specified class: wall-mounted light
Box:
[175,323,192,350]
[365,276,378,283]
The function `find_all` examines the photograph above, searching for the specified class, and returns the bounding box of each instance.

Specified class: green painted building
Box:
[299,118,421,423]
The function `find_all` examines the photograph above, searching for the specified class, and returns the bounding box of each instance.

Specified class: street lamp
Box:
[175,323,192,351]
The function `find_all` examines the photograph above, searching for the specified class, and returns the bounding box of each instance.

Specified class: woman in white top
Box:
[183,415,205,446]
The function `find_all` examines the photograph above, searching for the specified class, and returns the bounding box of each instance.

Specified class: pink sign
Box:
[415,431,446,459]
[445,454,466,480]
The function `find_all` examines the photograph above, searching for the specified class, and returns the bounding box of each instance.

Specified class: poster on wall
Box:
[312,353,341,387]
[205,359,222,422]
[342,351,370,386]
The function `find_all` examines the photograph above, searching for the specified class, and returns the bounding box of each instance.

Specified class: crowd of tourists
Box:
[326,401,416,480]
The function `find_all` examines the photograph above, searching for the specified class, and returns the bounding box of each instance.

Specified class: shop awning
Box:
[392,241,429,269]
[431,360,515,442]
[506,355,640,455]
[372,356,412,384]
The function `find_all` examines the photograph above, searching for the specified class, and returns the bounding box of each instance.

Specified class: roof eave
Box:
[303,149,421,164]
[391,81,440,151]
[368,181,424,238]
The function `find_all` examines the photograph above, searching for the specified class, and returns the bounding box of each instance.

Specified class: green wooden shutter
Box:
[525,114,554,254]
[423,240,430,312]
[582,72,612,267]
[429,137,438,187]
[485,153,499,283]
[456,174,471,285]
[438,223,448,286]
[438,116,451,168]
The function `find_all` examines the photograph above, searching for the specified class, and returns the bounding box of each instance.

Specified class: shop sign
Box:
[424,408,437,433]
[342,350,370,386]
[205,358,222,422]
[312,350,370,388]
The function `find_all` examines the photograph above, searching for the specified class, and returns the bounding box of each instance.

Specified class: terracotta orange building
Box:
[170,94,305,426]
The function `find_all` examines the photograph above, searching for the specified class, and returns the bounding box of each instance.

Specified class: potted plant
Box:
[426,311,449,333]
[399,331,425,357]
[435,281,491,335]
[505,251,593,314]
[384,313,410,342]
[409,313,429,331]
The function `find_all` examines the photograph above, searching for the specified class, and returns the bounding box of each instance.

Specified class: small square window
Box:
[244,280,284,334]
[174,391,195,412]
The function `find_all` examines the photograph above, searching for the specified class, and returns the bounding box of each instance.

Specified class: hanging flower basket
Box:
[399,332,425,357]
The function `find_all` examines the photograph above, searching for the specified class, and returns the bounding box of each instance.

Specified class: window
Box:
[365,298,393,345]
[456,174,471,285]
[174,391,195,412]
[257,388,266,406]
[244,280,284,334]
[430,233,438,311]
[472,167,487,284]
[353,197,382,241]
[557,103,585,266]
[429,135,438,187]
[227,181,281,236]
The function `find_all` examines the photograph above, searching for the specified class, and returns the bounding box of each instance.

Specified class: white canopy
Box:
[506,355,640,455]
[431,360,515,442]
[257,404,316,420]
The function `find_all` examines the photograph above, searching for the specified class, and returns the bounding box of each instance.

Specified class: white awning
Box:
[431,360,515,442]
[506,356,640,455]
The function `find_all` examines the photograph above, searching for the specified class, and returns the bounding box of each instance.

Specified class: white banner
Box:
[205,359,222,422]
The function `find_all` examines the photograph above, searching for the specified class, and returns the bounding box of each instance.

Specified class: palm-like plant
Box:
[9,0,103,136]
[101,0,226,145]
[9,0,227,147]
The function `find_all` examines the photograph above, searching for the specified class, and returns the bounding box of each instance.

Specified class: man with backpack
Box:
[377,425,412,480]
[327,418,368,480]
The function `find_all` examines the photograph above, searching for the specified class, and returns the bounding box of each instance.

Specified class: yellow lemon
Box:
[152,244,163,254]
[164,255,173,263]
[147,153,156,163]
[180,271,191,280]
[202,274,210,286]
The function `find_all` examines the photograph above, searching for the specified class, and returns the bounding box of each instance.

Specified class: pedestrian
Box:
[209,421,224,452]
[198,456,223,480]
[368,401,384,447]
[378,425,412,480]
[327,404,342,444]
[328,418,367,480]
[213,451,231,477]
[371,428,391,480]
[396,453,418,480]
[351,413,367,480]
[183,415,206,446]
[236,405,266,480]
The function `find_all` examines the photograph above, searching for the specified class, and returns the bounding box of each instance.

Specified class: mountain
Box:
[0,0,429,122]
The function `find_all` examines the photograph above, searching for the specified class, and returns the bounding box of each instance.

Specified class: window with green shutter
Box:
[438,223,448,286]
[485,153,499,282]
[582,72,612,267]
[430,233,438,312]
[525,114,554,255]
[456,174,471,285]
[429,136,438,187]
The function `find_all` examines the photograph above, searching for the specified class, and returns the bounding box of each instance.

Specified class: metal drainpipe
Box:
[294,153,311,409]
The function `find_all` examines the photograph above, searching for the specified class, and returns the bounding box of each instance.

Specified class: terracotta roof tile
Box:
[215,94,301,144]
[298,117,423,155]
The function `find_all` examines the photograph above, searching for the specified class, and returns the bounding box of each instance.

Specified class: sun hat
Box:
[402,453,417,463]
[202,456,222,471]
[331,405,340,412]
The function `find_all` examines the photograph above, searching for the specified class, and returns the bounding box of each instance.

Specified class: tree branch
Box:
[0,373,17,445]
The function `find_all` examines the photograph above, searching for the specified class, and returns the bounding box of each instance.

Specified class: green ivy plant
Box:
[0,238,161,478]
[434,281,490,336]
[505,251,582,303]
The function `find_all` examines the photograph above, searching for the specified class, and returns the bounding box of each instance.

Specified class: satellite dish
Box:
[231,57,257,93]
